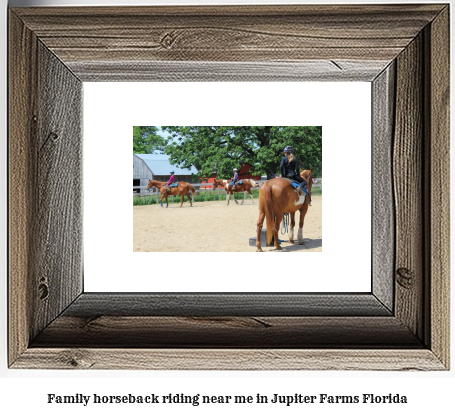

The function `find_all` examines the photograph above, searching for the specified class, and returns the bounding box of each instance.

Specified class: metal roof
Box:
[134,154,198,176]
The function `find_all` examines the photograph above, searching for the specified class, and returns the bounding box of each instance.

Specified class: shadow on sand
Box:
[270,237,322,252]
[155,204,202,209]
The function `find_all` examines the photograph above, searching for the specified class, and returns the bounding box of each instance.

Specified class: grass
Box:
[133,195,157,206]
[133,187,322,206]
[312,186,322,196]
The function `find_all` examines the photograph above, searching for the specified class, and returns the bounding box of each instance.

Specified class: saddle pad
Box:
[229,180,243,186]
[284,178,309,196]
[169,182,179,188]
[281,177,301,187]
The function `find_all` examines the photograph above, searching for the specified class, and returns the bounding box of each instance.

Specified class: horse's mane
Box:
[300,168,313,193]
[147,179,166,188]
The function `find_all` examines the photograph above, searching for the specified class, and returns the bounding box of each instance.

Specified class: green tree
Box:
[162,126,322,179]
[133,126,168,154]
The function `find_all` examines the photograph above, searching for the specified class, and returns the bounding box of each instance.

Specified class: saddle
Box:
[229,179,243,187]
[166,182,179,193]
[281,178,310,199]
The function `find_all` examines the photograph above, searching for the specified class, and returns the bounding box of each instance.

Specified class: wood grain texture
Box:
[426,6,450,368]
[31,316,421,348]
[13,349,445,371]
[9,11,84,365]
[11,5,444,81]
[372,63,395,312]
[8,4,450,370]
[62,293,391,317]
[70,60,388,82]
[393,34,424,340]
[33,42,83,338]
[8,11,38,366]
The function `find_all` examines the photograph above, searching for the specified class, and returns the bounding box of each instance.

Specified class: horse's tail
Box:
[249,179,259,187]
[263,183,275,246]
[188,184,196,196]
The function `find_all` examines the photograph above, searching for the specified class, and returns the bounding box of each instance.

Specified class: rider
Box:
[166,170,175,192]
[280,146,308,196]
[231,168,239,190]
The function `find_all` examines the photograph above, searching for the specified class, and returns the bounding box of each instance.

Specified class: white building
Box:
[133,154,198,191]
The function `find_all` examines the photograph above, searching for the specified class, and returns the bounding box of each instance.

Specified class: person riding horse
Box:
[231,168,239,190]
[280,146,308,195]
[165,170,175,193]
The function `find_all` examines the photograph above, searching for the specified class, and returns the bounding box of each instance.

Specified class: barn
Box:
[133,154,198,191]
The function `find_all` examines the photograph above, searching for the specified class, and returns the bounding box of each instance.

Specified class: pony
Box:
[256,168,313,252]
[212,178,260,205]
[146,179,196,208]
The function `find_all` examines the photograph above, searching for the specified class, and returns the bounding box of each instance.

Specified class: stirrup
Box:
[296,186,309,199]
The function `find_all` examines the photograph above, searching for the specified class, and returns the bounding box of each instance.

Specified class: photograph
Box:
[133,126,322,253]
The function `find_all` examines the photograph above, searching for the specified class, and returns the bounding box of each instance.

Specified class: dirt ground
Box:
[133,195,322,252]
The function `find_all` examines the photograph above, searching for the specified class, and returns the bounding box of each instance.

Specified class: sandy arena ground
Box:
[133,195,322,252]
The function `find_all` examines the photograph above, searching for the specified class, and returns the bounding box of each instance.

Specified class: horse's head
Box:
[212,179,221,190]
[146,180,155,190]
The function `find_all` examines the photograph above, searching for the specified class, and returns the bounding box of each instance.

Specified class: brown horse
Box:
[212,178,260,205]
[256,168,313,252]
[146,179,196,208]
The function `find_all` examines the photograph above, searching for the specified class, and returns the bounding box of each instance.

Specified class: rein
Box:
[281,212,290,235]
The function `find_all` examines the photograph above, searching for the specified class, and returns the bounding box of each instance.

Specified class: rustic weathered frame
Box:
[9,5,449,370]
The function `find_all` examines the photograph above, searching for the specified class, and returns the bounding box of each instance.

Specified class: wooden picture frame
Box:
[8,4,449,370]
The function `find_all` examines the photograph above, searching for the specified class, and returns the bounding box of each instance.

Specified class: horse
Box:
[256,168,313,252]
[146,179,196,208]
[212,178,260,205]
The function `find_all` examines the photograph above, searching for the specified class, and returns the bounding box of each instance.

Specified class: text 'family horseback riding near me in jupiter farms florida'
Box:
[46,392,408,407]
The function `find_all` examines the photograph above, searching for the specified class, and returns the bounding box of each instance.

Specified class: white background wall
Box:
[1,1,453,415]
[84,82,371,293]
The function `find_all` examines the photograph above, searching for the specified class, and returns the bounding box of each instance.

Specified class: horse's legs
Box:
[273,212,284,250]
[256,201,266,252]
[289,212,296,243]
[298,204,309,244]
[248,189,254,204]
[186,191,193,207]
[240,190,246,204]
[233,191,239,205]
[179,191,184,208]
[159,193,165,207]
[225,191,229,205]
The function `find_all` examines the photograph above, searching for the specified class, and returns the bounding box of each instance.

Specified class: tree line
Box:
[133,126,322,179]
